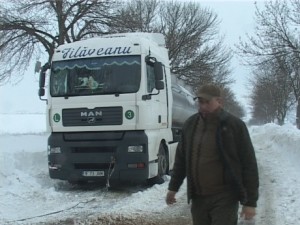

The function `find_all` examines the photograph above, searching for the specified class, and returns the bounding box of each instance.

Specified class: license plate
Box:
[82,171,104,177]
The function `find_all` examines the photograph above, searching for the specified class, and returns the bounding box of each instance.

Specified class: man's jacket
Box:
[168,109,259,207]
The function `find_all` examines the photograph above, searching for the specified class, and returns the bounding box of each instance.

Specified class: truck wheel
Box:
[158,144,169,177]
[147,144,169,185]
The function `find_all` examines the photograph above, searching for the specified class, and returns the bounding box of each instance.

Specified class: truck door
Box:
[145,60,167,128]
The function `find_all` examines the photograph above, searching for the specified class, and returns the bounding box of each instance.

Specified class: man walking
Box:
[166,84,259,225]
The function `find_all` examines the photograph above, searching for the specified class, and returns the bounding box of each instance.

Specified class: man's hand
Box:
[166,191,177,205]
[240,206,256,220]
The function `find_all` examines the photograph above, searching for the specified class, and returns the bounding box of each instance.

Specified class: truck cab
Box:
[38,33,196,186]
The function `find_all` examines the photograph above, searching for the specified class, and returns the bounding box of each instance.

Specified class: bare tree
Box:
[236,0,300,123]
[108,0,160,32]
[110,0,242,116]
[222,87,245,119]
[160,1,233,89]
[250,79,276,125]
[0,0,118,84]
[110,0,233,91]
[250,56,294,125]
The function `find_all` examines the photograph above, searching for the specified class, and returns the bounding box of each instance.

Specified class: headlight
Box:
[48,146,61,154]
[128,145,143,153]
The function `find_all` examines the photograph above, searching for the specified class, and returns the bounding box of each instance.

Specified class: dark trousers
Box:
[191,191,239,225]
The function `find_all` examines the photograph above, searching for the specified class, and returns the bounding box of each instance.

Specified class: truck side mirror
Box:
[38,62,50,100]
[38,88,45,97]
[39,62,50,88]
[155,80,164,90]
[154,62,164,80]
[39,72,46,88]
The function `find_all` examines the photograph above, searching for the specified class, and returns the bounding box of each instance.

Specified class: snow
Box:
[1,113,300,225]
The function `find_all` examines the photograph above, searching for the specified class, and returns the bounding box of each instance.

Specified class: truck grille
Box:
[62,107,123,126]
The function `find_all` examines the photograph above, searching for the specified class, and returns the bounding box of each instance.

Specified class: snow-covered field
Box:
[1,113,300,225]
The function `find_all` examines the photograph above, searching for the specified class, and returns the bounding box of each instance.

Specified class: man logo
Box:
[81,111,102,117]
[87,117,96,123]
[81,110,102,124]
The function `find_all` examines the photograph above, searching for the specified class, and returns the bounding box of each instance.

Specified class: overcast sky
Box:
[0,0,260,114]
[203,0,261,115]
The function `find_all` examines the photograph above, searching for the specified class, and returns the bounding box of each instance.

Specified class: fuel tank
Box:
[171,76,198,128]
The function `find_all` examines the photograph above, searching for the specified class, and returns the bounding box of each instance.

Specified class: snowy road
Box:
[1,122,300,224]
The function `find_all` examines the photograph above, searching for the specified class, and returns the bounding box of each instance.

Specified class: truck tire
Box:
[158,143,169,177]
[148,143,169,185]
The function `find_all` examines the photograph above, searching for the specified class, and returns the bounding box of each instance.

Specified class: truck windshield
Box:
[50,55,141,97]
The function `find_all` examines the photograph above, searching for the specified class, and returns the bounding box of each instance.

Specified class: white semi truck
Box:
[38,32,197,186]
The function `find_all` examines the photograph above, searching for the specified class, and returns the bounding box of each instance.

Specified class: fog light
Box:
[48,146,61,154]
[48,163,61,170]
[128,145,143,153]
